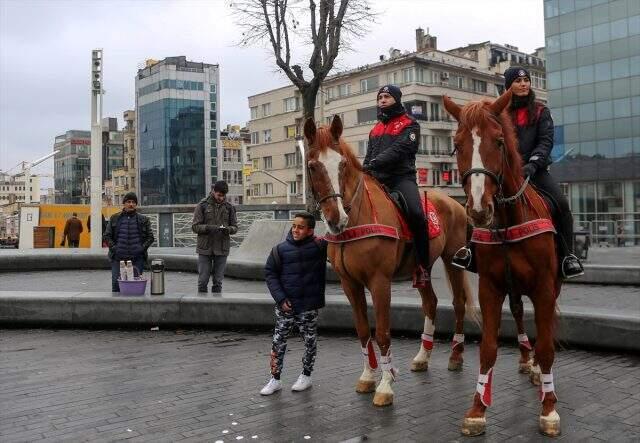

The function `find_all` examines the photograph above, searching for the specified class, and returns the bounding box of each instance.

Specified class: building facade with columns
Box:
[245,29,546,204]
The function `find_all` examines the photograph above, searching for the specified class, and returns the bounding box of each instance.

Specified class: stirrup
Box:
[452,246,472,270]
[561,254,584,279]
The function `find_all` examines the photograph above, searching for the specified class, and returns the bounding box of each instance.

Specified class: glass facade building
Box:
[544,0,640,244]
[135,57,219,206]
[53,131,91,204]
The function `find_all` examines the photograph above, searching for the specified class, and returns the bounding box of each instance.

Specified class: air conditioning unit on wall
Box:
[440,72,450,80]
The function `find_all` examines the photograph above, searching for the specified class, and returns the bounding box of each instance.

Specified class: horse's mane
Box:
[460,101,523,189]
[314,125,363,171]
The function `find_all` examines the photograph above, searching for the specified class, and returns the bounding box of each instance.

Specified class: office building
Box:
[544,0,639,243]
[135,56,220,205]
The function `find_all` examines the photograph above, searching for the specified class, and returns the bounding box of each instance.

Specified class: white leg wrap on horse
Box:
[380,353,398,380]
[476,367,494,407]
[518,333,533,351]
[540,372,556,402]
[422,318,435,350]
[452,333,465,350]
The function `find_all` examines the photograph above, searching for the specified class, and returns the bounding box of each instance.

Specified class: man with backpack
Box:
[260,211,328,395]
[103,192,155,292]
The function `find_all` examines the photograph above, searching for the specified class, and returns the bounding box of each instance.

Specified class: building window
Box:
[252,184,261,196]
[285,124,298,139]
[250,132,259,144]
[222,170,243,185]
[358,140,368,156]
[387,71,399,84]
[472,79,487,93]
[289,181,298,195]
[262,103,271,116]
[263,129,272,143]
[263,156,273,169]
[210,84,217,93]
[264,182,273,195]
[338,83,351,97]
[283,97,299,112]
[285,152,301,167]
[360,76,379,92]
[357,106,377,124]
[419,135,428,154]
[223,149,241,162]
[250,106,258,119]
[326,87,336,99]
[401,67,414,84]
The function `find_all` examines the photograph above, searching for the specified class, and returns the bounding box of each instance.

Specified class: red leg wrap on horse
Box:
[421,333,434,351]
[366,339,378,369]
[476,368,494,407]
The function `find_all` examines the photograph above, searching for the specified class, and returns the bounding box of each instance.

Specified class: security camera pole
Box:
[90,49,104,251]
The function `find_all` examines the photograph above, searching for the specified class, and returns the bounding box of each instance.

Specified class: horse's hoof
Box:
[539,410,561,437]
[410,360,429,372]
[519,361,531,374]
[372,392,393,407]
[448,359,463,371]
[530,370,541,386]
[356,379,376,394]
[461,416,486,436]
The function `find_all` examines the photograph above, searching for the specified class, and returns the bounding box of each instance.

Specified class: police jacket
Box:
[191,195,238,256]
[264,231,327,314]
[511,103,554,170]
[103,211,154,261]
[363,113,420,183]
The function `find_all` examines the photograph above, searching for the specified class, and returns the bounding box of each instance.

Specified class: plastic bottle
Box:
[119,260,127,280]
[126,260,134,280]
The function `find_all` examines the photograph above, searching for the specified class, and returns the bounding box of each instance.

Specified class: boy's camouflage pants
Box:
[270,307,318,377]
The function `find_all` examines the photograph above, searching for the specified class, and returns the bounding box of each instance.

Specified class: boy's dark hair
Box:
[294,211,315,229]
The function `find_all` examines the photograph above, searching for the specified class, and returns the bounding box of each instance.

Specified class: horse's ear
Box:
[304,118,316,142]
[490,89,512,116]
[442,95,461,121]
[330,114,343,140]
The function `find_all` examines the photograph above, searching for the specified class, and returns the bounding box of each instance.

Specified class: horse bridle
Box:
[459,121,529,206]
[307,139,345,210]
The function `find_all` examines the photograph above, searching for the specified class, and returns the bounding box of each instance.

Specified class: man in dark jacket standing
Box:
[192,180,238,293]
[260,212,327,396]
[61,212,83,247]
[363,84,430,287]
[103,192,155,292]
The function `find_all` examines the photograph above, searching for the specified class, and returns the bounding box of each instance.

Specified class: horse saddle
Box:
[386,188,441,240]
[530,184,559,221]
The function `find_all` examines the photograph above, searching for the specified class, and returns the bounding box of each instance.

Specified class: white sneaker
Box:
[291,374,312,392]
[260,378,282,396]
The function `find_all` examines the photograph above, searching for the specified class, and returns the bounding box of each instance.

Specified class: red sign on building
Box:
[418,168,428,185]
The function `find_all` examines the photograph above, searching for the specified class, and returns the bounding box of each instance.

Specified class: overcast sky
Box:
[0,0,544,183]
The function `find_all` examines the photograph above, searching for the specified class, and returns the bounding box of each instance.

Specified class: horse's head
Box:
[443,91,513,228]
[304,115,352,235]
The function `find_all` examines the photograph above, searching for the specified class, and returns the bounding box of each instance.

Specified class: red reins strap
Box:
[363,178,379,224]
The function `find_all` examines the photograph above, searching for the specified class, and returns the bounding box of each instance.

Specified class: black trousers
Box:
[531,169,575,254]
[387,177,429,267]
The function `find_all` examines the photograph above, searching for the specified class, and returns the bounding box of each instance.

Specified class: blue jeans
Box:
[111,256,145,292]
[197,254,228,292]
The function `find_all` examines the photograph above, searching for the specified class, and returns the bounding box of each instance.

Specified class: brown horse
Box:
[304,116,475,407]
[443,91,562,437]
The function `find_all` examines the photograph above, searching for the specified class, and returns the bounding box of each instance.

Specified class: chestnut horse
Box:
[304,116,475,407]
[443,91,562,437]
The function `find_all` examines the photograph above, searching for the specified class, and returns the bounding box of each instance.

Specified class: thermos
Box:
[150,258,165,295]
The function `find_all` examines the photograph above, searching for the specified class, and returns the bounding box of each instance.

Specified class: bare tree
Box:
[230,0,375,121]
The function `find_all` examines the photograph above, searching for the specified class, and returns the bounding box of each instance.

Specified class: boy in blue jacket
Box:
[260,211,327,395]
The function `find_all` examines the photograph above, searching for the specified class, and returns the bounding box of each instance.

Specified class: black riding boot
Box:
[556,211,584,279]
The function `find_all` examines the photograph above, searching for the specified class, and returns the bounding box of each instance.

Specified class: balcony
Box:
[425,119,457,131]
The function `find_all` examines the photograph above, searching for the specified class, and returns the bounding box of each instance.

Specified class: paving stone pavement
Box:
[1,329,638,442]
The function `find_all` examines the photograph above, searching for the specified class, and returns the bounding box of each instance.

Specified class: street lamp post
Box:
[90,49,104,251]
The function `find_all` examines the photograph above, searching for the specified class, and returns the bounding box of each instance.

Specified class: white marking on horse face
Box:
[319,149,349,232]
[470,128,485,212]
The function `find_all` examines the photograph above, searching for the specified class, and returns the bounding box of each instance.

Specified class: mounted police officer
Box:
[452,67,583,279]
[363,84,430,287]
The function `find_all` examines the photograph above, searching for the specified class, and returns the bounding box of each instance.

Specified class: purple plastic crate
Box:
[118,278,147,295]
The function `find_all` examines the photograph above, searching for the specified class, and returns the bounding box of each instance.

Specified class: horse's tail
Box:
[444,261,480,326]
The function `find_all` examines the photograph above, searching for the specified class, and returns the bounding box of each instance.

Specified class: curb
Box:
[1,292,638,352]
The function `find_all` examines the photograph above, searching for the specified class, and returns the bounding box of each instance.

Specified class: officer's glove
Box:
[523,162,538,178]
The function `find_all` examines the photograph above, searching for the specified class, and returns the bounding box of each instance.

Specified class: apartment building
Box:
[245,28,546,204]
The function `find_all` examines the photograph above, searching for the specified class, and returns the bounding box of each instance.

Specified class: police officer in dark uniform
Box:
[452,67,583,279]
[363,85,430,287]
